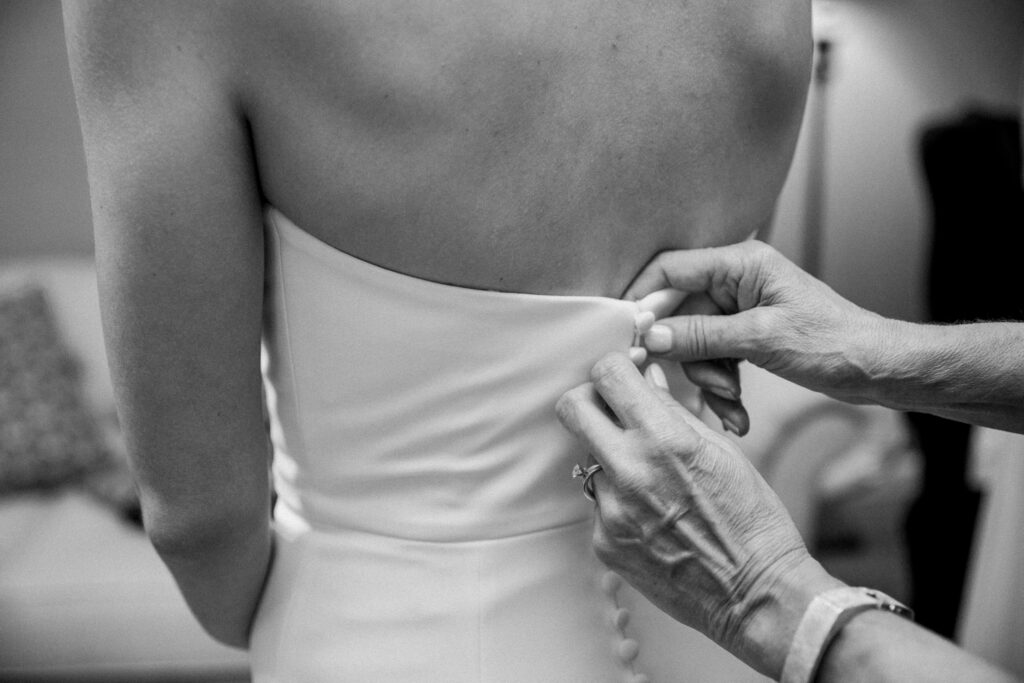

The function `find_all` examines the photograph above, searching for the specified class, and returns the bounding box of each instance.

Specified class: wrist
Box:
[781,586,913,683]
[854,316,926,407]
[728,553,845,679]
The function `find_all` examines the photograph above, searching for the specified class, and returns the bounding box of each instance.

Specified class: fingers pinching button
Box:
[630,310,657,366]
[634,310,656,336]
[628,346,648,366]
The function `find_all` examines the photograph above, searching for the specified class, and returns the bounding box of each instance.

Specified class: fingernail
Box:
[721,418,741,436]
[628,346,648,365]
[633,310,656,335]
[707,386,739,402]
[643,325,672,353]
[644,363,669,390]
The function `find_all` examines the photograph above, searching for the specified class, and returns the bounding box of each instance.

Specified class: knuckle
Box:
[680,316,710,360]
[745,239,773,260]
[614,454,659,496]
[593,479,632,529]
[742,240,774,270]
[640,418,701,464]
[647,434,694,471]
[743,308,775,348]
[745,241,777,283]
[592,524,616,563]
[690,437,720,468]
[693,318,712,358]
[650,250,671,272]
[601,504,634,540]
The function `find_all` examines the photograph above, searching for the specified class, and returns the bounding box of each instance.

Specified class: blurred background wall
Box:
[2,0,1023,321]
[772,0,1024,323]
[1,0,93,258]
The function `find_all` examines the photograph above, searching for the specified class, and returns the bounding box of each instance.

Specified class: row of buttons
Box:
[600,571,650,683]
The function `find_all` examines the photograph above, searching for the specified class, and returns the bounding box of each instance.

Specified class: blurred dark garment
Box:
[921,108,1023,322]
[906,108,1022,639]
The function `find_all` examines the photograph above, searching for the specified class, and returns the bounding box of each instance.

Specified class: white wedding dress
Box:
[249,207,761,682]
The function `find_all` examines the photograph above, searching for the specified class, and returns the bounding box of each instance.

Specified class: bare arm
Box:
[863,319,1024,433]
[818,609,1017,683]
[64,2,271,647]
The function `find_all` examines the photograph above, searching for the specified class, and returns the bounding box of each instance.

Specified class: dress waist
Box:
[261,206,642,542]
[251,517,645,682]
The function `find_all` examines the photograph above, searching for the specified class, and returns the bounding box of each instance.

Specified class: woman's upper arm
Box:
[64,3,269,538]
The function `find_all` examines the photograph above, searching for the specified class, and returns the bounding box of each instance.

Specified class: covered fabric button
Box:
[613,607,631,631]
[634,310,656,335]
[617,638,640,662]
[632,310,656,352]
[601,571,622,596]
[628,346,648,365]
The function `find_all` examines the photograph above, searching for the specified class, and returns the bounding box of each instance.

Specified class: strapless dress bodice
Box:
[251,207,763,682]
[260,206,641,541]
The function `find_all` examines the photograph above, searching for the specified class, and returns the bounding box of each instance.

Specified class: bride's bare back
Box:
[70,0,811,296]
[64,0,811,646]
[242,0,811,295]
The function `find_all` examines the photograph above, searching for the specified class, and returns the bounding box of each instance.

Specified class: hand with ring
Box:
[556,352,840,679]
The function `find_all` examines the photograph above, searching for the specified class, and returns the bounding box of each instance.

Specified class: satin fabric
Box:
[250,207,756,682]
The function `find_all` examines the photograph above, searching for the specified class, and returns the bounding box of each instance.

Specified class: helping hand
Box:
[626,241,895,408]
[556,352,840,678]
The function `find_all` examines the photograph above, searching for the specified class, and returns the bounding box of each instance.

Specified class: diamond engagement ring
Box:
[571,463,604,502]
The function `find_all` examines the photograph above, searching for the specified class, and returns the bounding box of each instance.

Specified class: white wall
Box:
[772,0,1024,322]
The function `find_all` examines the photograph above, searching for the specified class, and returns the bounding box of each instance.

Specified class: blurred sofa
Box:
[0,258,249,681]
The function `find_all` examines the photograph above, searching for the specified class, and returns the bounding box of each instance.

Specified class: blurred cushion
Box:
[0,284,111,492]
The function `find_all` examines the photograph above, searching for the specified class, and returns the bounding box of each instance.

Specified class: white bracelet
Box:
[780,586,913,683]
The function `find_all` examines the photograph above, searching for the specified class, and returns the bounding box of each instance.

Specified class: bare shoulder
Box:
[62,1,263,218]
[62,1,246,110]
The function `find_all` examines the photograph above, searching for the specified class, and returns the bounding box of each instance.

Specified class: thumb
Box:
[643,310,761,363]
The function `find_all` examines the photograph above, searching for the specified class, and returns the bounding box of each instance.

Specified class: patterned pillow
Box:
[0,284,112,492]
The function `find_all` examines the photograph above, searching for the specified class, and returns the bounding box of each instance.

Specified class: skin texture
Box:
[627,240,1024,434]
[557,353,1020,682]
[63,0,813,647]
[556,354,842,679]
[559,237,1024,679]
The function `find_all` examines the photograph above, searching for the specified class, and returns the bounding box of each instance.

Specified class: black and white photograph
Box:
[1,1,1022,681]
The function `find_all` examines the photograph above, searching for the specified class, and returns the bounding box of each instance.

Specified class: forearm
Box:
[731,555,846,678]
[818,609,1019,683]
[863,319,1024,433]
[151,510,273,648]
[733,557,1019,682]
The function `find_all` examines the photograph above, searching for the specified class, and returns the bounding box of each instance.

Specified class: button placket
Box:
[599,570,648,681]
